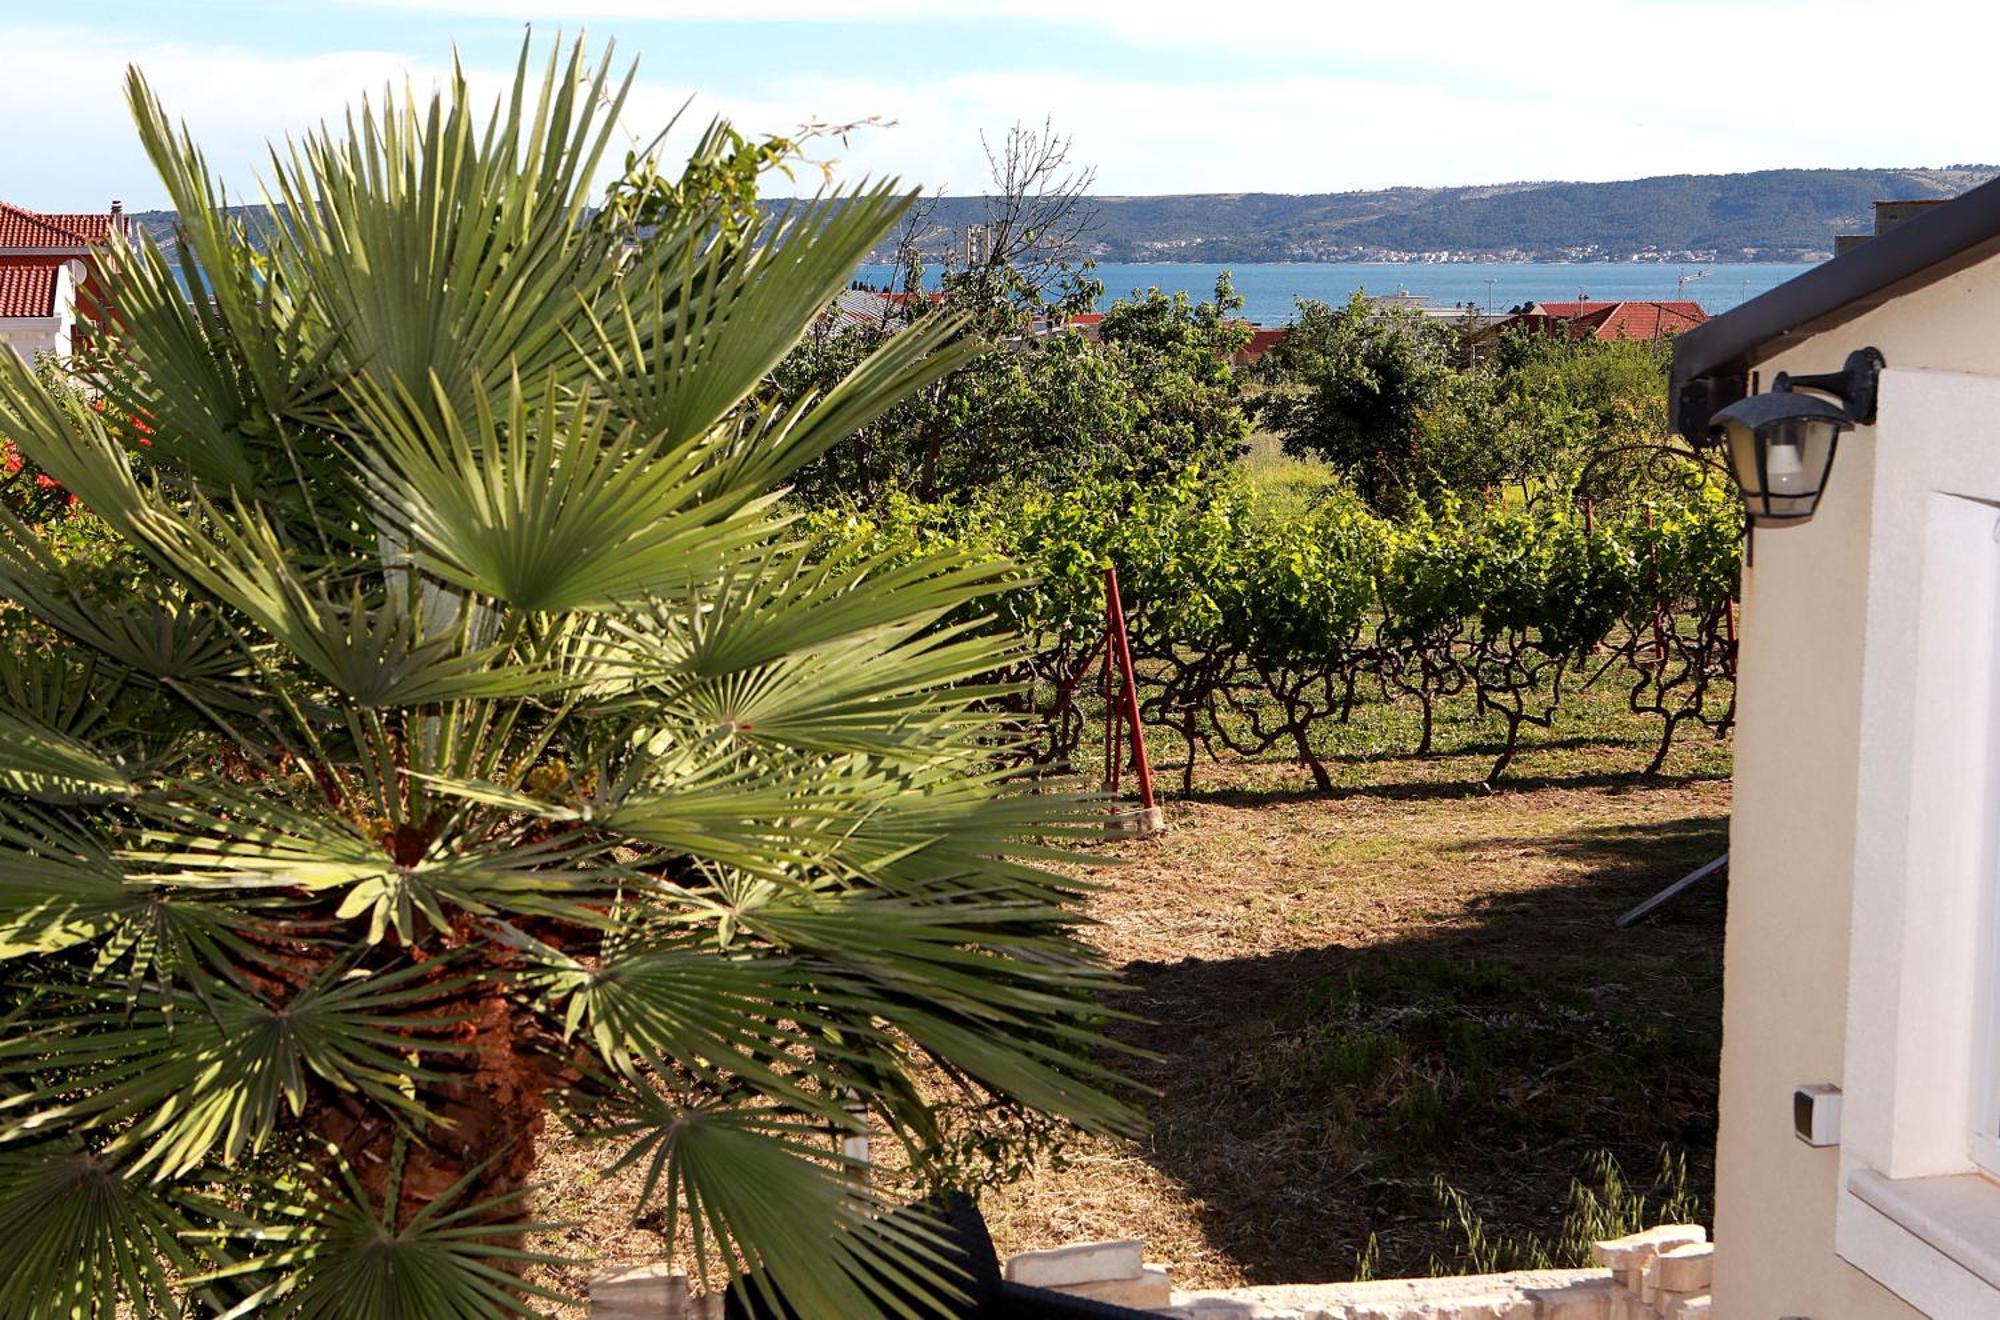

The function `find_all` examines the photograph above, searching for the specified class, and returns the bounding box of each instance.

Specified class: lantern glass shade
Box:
[1711,392,1851,526]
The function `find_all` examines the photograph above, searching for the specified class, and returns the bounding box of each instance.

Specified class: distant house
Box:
[0,201,132,363]
[825,286,940,334]
[0,259,83,362]
[1233,326,1285,365]
[1498,299,1707,343]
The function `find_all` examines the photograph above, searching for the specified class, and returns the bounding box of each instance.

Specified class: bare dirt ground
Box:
[530,697,1730,1303]
[981,761,1728,1285]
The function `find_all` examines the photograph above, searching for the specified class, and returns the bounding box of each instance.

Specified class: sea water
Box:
[855,261,1810,325]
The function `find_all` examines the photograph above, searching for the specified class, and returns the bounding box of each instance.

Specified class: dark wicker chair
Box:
[721,1195,1164,1319]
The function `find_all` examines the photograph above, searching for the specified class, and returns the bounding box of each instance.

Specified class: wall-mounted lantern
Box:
[1708,347,1885,527]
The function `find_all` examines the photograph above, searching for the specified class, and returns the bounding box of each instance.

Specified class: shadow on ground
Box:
[1103,809,1727,1283]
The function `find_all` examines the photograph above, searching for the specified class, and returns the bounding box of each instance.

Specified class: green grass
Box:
[1236,430,1345,516]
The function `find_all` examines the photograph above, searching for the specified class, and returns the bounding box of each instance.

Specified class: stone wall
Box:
[586,1225,1714,1319]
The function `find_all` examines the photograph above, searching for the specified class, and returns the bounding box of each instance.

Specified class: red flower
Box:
[34,473,60,490]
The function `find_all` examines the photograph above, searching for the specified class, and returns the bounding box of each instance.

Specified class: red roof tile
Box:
[1522,300,1707,341]
[1234,327,1287,363]
[0,259,65,318]
[0,202,125,249]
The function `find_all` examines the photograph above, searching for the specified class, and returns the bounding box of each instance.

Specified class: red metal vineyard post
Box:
[1102,564,1156,815]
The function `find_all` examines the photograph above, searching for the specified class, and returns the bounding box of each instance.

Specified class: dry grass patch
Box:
[981,756,1727,1286]
[529,680,1730,1301]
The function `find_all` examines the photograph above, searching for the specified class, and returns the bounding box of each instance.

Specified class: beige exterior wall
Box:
[1715,254,2000,1318]
[0,317,71,363]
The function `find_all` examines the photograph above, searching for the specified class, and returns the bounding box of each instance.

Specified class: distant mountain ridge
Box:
[125,166,2000,268]
[855,166,2000,265]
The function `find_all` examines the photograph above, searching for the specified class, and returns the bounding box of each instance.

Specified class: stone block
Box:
[1005,1238,1145,1287]
[1104,805,1167,837]
[1528,1276,1616,1320]
[1651,1244,1713,1294]
[1054,1263,1172,1309]
[1165,1300,1263,1319]
[1590,1226,1707,1275]
[589,1263,689,1318]
[1665,1294,1711,1319]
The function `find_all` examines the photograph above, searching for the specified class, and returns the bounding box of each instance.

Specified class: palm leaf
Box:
[577,1088,966,1318]
[0,964,469,1178]
[0,1139,224,1320]
[0,707,132,802]
[349,370,784,614]
[194,1144,572,1319]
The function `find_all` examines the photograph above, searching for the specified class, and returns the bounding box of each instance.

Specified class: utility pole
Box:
[1483,277,1497,318]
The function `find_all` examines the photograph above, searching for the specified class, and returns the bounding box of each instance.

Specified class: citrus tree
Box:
[0,41,1132,1317]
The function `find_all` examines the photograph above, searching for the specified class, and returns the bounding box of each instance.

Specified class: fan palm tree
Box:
[0,39,1132,1318]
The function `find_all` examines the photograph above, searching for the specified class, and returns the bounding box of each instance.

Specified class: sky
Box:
[1,0,1994,212]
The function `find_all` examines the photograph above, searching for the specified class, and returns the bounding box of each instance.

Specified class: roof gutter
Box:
[1670,172,2000,443]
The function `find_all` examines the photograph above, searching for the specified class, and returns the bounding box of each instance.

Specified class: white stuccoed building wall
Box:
[0,259,79,365]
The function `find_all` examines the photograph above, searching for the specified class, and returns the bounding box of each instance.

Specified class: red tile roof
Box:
[0,202,125,249]
[0,260,65,318]
[1235,327,1286,363]
[1518,300,1707,341]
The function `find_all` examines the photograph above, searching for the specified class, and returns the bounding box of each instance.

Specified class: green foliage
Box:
[805,460,1739,786]
[781,274,1253,503]
[0,38,1135,1317]
[1257,301,1683,516]
[1254,292,1462,510]
[1427,1147,1706,1274]
[601,112,873,251]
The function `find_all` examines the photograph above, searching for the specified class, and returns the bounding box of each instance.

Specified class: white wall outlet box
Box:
[1795,1083,1843,1146]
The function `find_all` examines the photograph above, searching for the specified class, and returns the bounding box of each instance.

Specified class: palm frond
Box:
[137,786,615,944]
[0,704,132,803]
[0,964,468,1178]
[349,370,783,614]
[576,1089,966,1319]
[258,40,630,424]
[194,1144,572,1319]
[0,1138,223,1320]
[0,507,243,684]
[0,803,253,968]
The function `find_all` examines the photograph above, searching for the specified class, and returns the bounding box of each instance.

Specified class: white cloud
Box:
[3,4,1997,211]
[0,31,460,209]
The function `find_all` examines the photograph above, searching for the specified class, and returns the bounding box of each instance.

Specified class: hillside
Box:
[863,166,1999,264]
[128,166,1999,267]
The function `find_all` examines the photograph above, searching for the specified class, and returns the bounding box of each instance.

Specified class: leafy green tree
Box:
[1254,291,1459,511]
[0,41,1132,1317]
[1095,274,1254,476]
[785,274,1252,503]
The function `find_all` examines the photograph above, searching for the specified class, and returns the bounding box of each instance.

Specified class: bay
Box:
[854,260,1812,325]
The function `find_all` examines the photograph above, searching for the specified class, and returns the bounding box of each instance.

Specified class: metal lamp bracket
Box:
[1773,346,1886,425]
